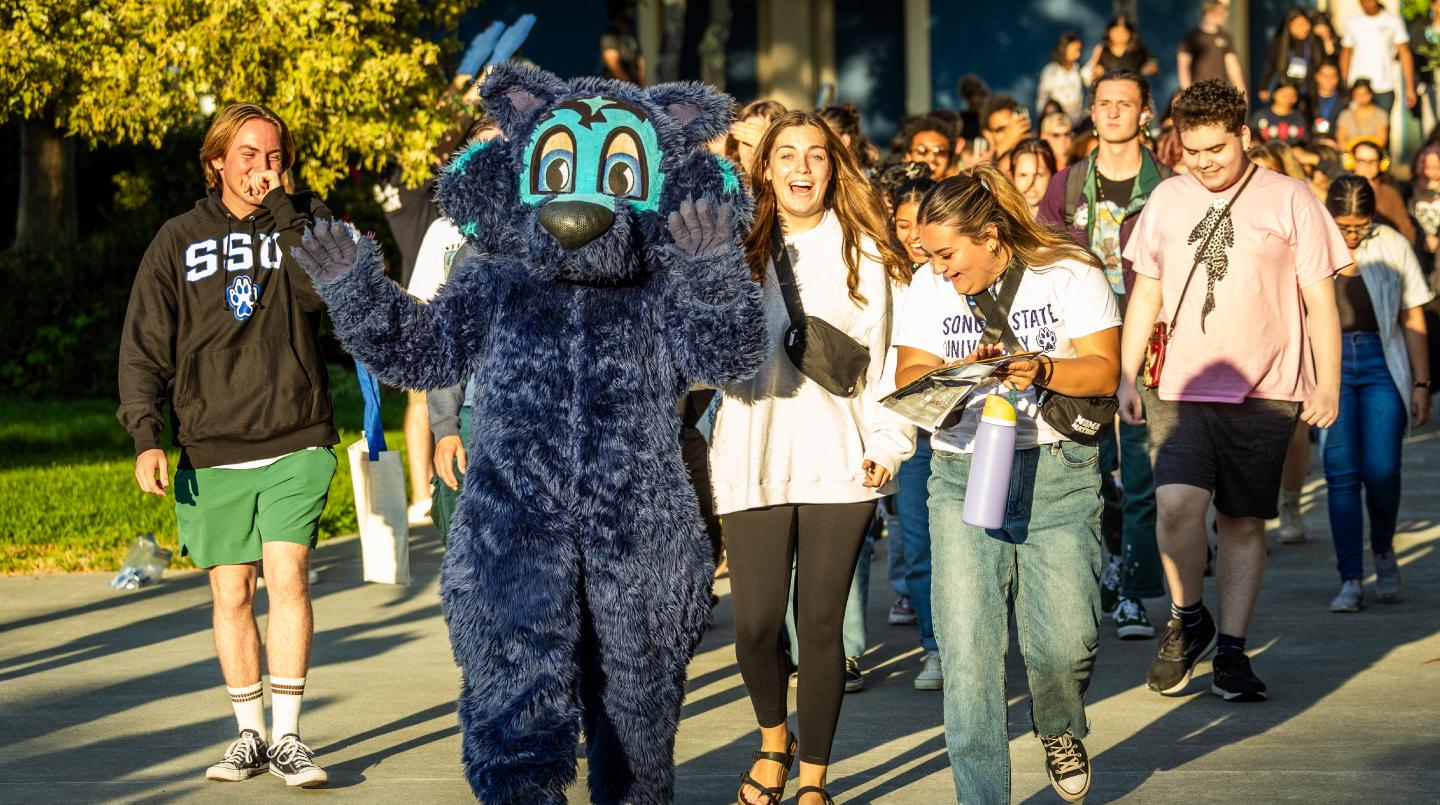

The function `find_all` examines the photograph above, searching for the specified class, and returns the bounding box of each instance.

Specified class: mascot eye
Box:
[531,128,576,195]
[603,154,640,197]
[598,128,647,200]
[540,150,574,193]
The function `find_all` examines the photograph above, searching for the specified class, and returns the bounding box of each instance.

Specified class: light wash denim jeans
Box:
[929,442,1103,805]
[897,433,937,650]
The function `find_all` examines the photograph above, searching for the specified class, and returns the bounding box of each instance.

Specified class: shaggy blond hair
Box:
[199,103,296,189]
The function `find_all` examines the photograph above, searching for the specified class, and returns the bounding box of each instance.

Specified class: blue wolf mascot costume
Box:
[291,64,768,803]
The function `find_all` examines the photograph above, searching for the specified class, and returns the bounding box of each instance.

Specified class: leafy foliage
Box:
[0,0,483,194]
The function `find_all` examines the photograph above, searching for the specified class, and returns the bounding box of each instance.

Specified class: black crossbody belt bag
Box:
[773,240,873,398]
[968,266,1117,446]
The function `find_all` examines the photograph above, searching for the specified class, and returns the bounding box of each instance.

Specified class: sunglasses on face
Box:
[1335,222,1372,236]
[909,145,949,158]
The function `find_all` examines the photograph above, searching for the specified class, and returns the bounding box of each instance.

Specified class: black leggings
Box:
[723,501,875,765]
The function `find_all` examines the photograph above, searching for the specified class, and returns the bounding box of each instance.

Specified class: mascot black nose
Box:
[538,200,615,250]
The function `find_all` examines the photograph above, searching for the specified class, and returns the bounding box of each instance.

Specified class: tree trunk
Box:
[16,117,76,248]
[698,0,732,90]
[656,0,687,84]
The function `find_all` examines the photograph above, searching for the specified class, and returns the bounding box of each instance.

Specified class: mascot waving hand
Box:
[292,64,767,804]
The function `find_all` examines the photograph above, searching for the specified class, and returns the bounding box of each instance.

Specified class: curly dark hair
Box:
[1171,79,1247,134]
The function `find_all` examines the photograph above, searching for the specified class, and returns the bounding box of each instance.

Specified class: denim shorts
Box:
[1142,389,1300,519]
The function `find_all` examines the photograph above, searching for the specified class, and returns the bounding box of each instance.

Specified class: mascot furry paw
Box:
[293,63,767,804]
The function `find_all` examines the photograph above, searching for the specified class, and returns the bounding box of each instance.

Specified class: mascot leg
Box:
[441,471,584,804]
[575,515,712,805]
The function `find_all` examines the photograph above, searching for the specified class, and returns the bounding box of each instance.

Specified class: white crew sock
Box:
[270,676,306,740]
[226,681,266,741]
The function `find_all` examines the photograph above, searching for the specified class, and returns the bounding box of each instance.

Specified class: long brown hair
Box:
[917,163,1101,271]
[200,103,296,189]
[743,111,911,303]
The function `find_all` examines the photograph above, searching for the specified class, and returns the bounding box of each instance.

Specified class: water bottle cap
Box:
[981,394,1017,425]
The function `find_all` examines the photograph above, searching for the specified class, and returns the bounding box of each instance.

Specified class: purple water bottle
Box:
[963,394,1017,529]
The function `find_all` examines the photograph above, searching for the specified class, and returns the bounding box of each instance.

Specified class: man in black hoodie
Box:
[118,103,338,787]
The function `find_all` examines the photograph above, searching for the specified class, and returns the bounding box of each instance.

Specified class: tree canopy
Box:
[1,0,483,193]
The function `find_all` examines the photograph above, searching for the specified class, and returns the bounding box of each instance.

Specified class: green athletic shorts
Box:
[175,447,338,568]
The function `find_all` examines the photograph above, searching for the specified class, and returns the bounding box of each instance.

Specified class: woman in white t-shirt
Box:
[711,110,914,805]
[892,163,1120,804]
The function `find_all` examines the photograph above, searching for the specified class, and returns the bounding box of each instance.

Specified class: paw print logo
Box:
[1037,327,1057,352]
[226,275,261,321]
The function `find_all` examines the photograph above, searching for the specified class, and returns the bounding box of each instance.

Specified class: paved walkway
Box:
[3,426,1438,804]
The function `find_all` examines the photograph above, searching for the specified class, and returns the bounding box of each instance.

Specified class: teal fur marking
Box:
[448,138,494,175]
[519,95,667,213]
[714,156,741,195]
[460,221,478,237]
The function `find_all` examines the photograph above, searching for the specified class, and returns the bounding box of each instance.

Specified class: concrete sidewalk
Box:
[2,427,1438,804]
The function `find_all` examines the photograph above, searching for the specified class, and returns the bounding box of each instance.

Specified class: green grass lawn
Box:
[0,365,411,574]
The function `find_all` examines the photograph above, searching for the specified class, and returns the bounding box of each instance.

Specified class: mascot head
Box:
[436,64,749,283]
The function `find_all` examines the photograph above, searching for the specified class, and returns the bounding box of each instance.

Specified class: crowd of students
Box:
[687,5,1433,801]
[117,3,1437,802]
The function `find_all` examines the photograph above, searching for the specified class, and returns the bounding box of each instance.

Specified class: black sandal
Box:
[795,785,836,804]
[736,732,797,805]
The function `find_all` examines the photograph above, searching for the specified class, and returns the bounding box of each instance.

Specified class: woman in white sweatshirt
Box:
[711,110,914,805]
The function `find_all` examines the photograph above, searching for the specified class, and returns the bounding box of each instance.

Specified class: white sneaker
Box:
[407,499,432,524]
[1277,489,1306,544]
[913,650,943,690]
[1329,579,1365,612]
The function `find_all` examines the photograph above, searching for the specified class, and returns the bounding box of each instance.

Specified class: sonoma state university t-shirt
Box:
[893,259,1120,453]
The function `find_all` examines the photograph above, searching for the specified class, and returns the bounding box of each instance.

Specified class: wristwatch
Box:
[1418,380,1432,389]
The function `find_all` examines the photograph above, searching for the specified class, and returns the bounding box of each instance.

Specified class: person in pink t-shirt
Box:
[1118,80,1348,704]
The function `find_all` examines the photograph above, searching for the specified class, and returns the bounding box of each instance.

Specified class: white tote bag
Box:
[350,362,410,585]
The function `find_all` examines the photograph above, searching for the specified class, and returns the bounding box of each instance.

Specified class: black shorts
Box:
[1143,388,1301,520]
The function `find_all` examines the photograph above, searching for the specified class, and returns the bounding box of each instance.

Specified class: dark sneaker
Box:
[268,733,328,788]
[844,656,864,693]
[1114,597,1155,640]
[205,729,268,782]
[1374,551,1402,602]
[1099,556,1121,618]
[888,595,918,625]
[1145,611,1217,696]
[1210,651,1268,702]
[1039,732,1091,802]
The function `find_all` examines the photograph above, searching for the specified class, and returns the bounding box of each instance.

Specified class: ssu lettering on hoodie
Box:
[117,188,339,468]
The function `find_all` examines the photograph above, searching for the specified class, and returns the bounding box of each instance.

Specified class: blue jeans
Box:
[1096,405,1164,599]
[897,433,937,650]
[1323,332,1407,581]
[787,535,869,662]
[930,443,1103,805]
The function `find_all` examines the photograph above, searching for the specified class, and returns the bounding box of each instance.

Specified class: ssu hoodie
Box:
[117,188,339,468]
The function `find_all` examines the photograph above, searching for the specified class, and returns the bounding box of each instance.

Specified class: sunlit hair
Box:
[1326,174,1377,219]
[1172,80,1247,134]
[744,111,912,300]
[200,103,296,189]
[818,102,877,173]
[916,163,1101,271]
[1247,140,1305,180]
[724,98,788,163]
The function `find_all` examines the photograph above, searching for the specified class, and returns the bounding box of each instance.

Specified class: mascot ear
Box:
[646,82,735,149]
[481,63,569,139]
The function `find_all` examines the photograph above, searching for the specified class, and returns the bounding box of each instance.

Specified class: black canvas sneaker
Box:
[205,729,268,782]
[1039,732,1091,802]
[1210,651,1269,702]
[268,733,329,787]
[1145,610,1217,696]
